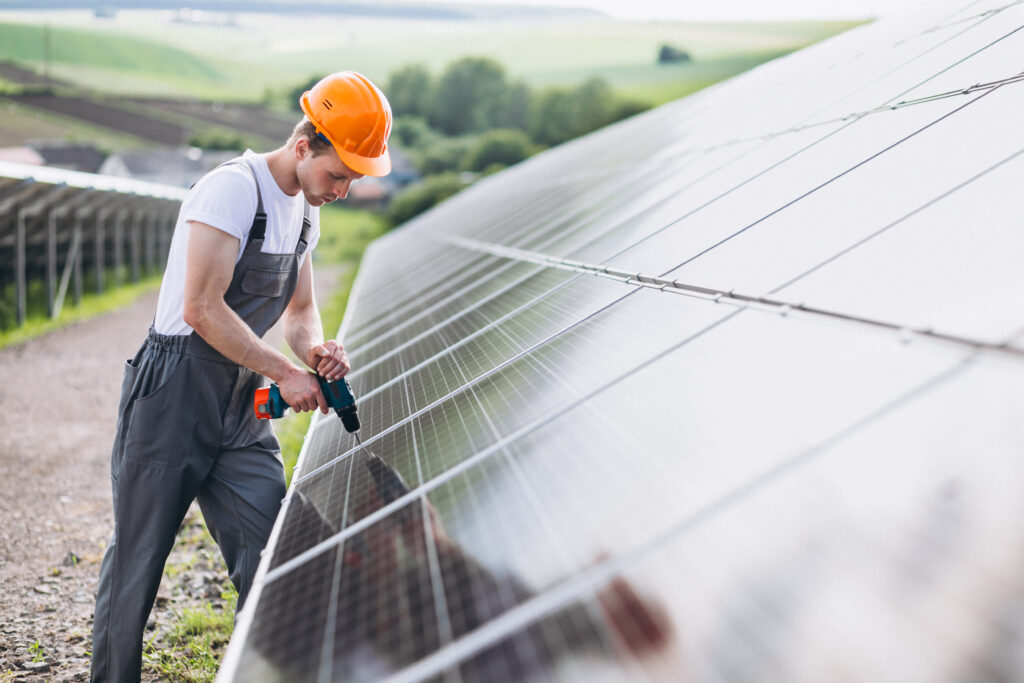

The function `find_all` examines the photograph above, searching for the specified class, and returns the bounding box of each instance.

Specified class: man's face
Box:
[295,140,365,207]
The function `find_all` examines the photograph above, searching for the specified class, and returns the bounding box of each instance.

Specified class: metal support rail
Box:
[439,235,1024,359]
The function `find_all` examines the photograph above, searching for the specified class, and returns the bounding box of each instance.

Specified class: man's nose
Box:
[335,179,352,199]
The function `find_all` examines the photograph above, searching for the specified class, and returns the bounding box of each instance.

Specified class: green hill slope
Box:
[0,12,861,104]
[0,21,227,93]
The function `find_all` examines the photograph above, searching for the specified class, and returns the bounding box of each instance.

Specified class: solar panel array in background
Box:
[220,2,1024,681]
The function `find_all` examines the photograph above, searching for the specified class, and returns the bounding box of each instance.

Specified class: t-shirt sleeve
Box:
[181,164,258,241]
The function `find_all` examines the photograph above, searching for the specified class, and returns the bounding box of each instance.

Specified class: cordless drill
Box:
[254,374,360,434]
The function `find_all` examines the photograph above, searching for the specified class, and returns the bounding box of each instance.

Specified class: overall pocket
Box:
[110,358,143,483]
[240,266,290,298]
[121,352,198,469]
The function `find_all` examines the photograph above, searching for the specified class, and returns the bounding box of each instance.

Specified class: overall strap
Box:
[200,156,266,243]
[210,156,309,249]
[235,158,267,243]
[296,201,312,254]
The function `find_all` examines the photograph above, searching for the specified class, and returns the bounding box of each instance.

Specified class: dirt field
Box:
[0,266,340,680]
[5,94,190,146]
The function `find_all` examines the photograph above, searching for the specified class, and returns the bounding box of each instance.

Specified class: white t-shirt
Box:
[153,150,321,335]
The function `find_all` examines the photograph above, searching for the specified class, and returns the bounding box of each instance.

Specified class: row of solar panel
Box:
[223,1,1024,680]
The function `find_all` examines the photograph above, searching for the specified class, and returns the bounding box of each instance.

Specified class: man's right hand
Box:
[277,367,329,414]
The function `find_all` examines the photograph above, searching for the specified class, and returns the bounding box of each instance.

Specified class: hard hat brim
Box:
[337,144,391,177]
[300,93,392,178]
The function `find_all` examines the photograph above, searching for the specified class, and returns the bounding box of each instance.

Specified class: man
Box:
[91,71,392,682]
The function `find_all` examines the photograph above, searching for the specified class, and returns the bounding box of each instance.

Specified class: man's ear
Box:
[294,137,309,159]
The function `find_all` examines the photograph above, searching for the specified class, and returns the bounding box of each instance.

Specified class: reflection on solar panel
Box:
[219,2,1024,680]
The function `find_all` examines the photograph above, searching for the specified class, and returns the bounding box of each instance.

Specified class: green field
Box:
[0,10,861,105]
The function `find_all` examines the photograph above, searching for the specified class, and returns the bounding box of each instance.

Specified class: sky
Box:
[460,0,927,21]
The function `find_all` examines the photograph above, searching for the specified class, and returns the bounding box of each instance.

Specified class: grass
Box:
[143,510,238,682]
[0,20,228,90]
[143,596,237,681]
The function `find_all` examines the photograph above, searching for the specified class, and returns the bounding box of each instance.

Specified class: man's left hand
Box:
[308,340,350,380]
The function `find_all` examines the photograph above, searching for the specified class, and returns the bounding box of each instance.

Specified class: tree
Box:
[495,80,531,132]
[658,45,692,64]
[288,74,323,112]
[431,56,509,135]
[388,173,466,225]
[527,77,642,147]
[387,64,434,119]
[572,77,613,135]
[391,115,439,149]
[528,87,576,147]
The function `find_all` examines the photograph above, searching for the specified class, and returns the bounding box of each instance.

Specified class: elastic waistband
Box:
[146,328,191,351]
[146,327,234,364]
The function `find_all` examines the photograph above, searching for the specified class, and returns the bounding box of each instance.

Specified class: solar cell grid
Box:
[607,92,1001,281]
[349,270,586,397]
[666,86,1024,295]
[587,360,1024,683]
[344,251,497,342]
[300,284,730,495]
[774,146,1024,344]
[347,262,552,368]
[221,2,1024,680]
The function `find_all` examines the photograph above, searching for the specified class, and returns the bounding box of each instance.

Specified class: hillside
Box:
[0,11,861,103]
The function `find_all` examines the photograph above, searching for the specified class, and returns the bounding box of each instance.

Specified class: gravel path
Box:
[0,265,341,681]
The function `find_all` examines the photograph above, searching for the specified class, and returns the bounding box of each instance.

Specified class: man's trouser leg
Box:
[196,369,286,613]
[92,341,230,682]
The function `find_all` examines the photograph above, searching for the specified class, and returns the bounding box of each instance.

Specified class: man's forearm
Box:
[188,297,297,382]
[283,303,324,368]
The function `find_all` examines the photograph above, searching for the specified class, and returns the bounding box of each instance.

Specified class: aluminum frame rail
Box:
[221,1,1024,681]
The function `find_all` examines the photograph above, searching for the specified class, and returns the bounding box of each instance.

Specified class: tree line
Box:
[291,57,650,225]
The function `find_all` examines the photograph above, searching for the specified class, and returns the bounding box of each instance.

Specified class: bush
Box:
[461,129,534,172]
[609,98,651,122]
[388,173,466,226]
[188,129,248,152]
[392,115,440,150]
[416,136,475,175]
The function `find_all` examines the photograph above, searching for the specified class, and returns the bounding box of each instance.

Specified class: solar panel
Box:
[219,2,1024,680]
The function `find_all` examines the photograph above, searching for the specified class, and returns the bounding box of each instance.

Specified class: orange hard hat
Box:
[300,71,392,177]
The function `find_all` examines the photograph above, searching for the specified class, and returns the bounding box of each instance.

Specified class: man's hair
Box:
[289,118,333,156]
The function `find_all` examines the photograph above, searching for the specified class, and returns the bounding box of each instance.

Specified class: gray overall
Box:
[91,160,311,682]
